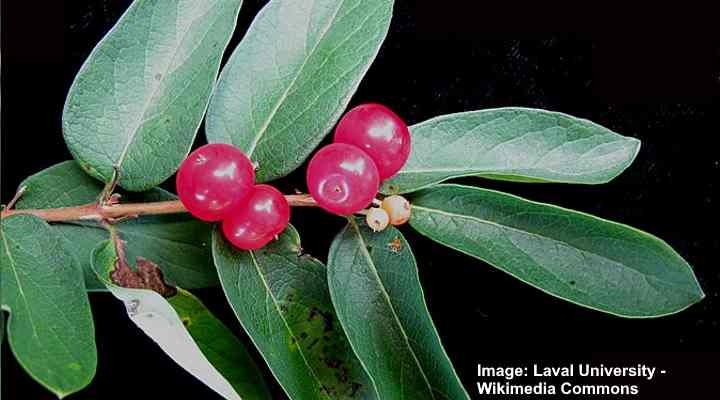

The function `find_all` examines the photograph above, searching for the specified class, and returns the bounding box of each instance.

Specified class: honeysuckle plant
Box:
[0,0,705,398]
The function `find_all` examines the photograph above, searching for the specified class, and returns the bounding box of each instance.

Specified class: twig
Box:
[1,194,318,223]
[4,186,28,210]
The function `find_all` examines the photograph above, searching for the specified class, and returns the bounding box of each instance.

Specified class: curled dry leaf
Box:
[111,256,177,298]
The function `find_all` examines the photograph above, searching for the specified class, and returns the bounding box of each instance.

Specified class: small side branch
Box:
[4,186,28,211]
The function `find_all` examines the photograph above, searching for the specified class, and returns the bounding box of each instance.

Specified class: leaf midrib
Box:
[412,204,695,295]
[397,139,632,176]
[1,227,40,339]
[347,221,436,398]
[115,2,219,169]
[244,0,346,157]
[247,251,329,398]
[1,224,87,397]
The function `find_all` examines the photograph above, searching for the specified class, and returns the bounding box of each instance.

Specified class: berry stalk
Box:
[0,194,318,223]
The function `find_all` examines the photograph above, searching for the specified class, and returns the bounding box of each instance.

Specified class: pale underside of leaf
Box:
[91,240,243,400]
[167,288,272,400]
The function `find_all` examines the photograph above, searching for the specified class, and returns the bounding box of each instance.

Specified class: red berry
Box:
[333,103,411,180]
[306,143,380,216]
[176,143,255,222]
[222,185,290,250]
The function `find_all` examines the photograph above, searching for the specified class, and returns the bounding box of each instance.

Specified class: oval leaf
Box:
[16,161,217,291]
[328,221,469,400]
[1,215,97,397]
[63,0,243,191]
[91,240,262,400]
[206,0,394,182]
[381,108,641,194]
[410,184,704,317]
[212,225,375,399]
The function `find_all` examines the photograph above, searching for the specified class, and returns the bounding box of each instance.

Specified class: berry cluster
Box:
[176,143,290,250]
[307,103,412,230]
[176,104,412,252]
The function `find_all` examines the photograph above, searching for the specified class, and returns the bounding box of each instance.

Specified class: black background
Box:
[2,1,718,399]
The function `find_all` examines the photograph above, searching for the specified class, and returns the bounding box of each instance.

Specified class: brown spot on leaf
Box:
[320,385,337,397]
[324,357,342,369]
[388,237,402,253]
[111,256,176,297]
[307,338,319,350]
[321,311,334,333]
[308,308,320,321]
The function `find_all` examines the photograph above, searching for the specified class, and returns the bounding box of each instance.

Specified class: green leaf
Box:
[16,161,217,291]
[0,312,4,379]
[1,215,97,398]
[410,184,704,318]
[328,221,469,400]
[212,225,375,399]
[206,0,394,182]
[62,0,243,191]
[168,288,272,400]
[91,240,262,400]
[381,108,641,194]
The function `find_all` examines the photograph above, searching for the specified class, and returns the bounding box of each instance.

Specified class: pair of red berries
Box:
[176,144,289,250]
[307,103,411,216]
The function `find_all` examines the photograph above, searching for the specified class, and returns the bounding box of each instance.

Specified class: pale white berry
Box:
[366,207,390,232]
[381,195,411,226]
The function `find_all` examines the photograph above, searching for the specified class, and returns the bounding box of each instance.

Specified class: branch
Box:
[0,194,318,223]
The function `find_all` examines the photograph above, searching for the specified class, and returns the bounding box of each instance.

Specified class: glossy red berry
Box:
[333,103,411,180]
[176,143,255,222]
[306,143,380,216]
[222,185,290,250]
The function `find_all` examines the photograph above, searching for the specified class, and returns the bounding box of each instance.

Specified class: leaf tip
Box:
[628,136,642,162]
[692,285,706,303]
